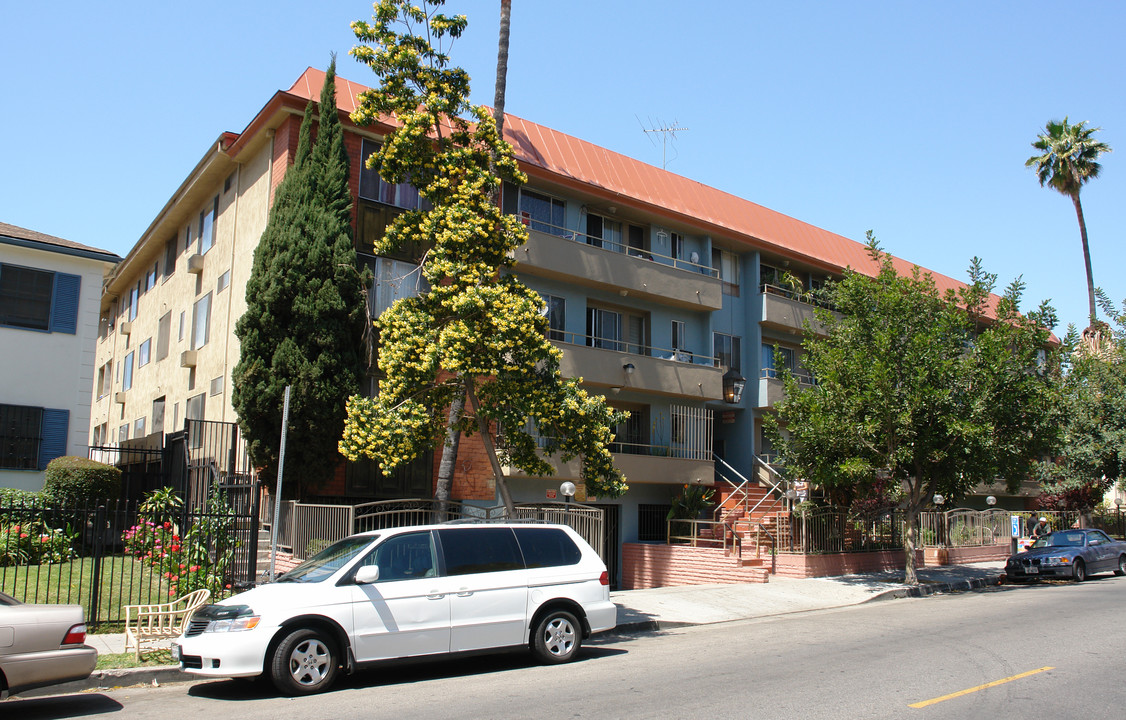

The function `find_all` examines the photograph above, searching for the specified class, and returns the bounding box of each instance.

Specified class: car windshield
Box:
[1031,532,1085,549]
[276,535,378,583]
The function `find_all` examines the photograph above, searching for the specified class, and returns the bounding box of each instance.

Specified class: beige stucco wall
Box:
[89,143,272,445]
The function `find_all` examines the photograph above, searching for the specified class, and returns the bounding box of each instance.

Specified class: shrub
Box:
[0,519,76,566]
[42,456,122,503]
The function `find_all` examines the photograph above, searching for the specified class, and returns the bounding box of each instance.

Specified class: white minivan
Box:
[173,523,616,695]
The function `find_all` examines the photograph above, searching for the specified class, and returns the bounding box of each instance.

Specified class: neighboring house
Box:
[89,67,1031,564]
[0,222,120,490]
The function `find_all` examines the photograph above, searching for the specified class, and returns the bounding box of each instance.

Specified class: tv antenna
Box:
[638,117,689,169]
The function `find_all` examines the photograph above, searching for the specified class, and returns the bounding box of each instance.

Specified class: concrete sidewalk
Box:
[19,561,1007,698]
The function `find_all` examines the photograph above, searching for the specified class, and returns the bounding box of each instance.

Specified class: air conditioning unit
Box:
[187,254,205,274]
[114,391,127,404]
[180,350,197,368]
[119,320,132,335]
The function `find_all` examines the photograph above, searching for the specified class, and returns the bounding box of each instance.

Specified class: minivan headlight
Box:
[200,605,261,632]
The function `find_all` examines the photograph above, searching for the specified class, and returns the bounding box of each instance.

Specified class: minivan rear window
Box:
[514,527,582,568]
[438,528,524,575]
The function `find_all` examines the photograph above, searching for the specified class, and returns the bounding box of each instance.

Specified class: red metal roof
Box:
[282,67,1003,315]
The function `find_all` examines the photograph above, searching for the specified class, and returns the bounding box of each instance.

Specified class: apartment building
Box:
[90,67,1029,550]
[1,222,120,490]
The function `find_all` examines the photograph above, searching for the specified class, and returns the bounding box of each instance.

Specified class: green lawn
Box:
[0,554,173,628]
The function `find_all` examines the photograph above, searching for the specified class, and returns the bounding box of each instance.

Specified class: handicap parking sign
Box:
[1011,515,1021,538]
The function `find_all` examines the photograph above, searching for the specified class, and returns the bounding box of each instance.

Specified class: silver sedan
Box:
[0,591,97,699]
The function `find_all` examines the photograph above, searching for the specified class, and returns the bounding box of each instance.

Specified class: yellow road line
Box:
[909,666,1055,709]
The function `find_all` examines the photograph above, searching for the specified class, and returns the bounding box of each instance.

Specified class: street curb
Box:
[14,666,187,698]
[863,573,1007,603]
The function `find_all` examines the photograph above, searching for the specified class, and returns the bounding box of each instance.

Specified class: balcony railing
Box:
[550,330,717,367]
[761,367,817,386]
[522,217,719,278]
[759,283,836,311]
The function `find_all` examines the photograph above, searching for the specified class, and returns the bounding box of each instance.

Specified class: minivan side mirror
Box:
[354,565,381,584]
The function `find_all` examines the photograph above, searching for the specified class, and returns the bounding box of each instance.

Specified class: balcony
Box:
[554,335,724,400]
[503,447,713,487]
[760,284,832,336]
[755,369,816,409]
[515,225,722,311]
[187,254,205,274]
[180,350,197,368]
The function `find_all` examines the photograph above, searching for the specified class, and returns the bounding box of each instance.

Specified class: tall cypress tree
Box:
[233,58,369,496]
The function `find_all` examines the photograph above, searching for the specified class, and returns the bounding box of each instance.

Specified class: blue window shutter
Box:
[50,272,81,334]
[39,408,69,470]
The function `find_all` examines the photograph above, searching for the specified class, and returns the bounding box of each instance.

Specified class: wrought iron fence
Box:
[0,496,258,629]
[777,508,904,554]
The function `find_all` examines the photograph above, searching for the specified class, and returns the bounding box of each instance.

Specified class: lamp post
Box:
[560,481,576,505]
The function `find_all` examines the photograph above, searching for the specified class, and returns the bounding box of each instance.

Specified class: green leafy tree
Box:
[232,58,369,496]
[340,0,627,511]
[1037,294,1126,508]
[769,235,1059,583]
[1026,117,1111,327]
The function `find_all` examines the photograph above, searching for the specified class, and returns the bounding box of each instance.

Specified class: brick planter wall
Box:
[621,543,770,589]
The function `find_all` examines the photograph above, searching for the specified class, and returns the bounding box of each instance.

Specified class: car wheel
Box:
[269,628,339,696]
[1072,559,1087,583]
[532,609,582,664]
[1116,555,1126,577]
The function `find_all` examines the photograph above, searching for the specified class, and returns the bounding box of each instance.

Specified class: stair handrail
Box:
[751,521,776,574]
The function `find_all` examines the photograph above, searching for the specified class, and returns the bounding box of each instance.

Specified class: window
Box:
[118,424,129,442]
[210,376,224,396]
[145,263,158,292]
[518,189,565,236]
[122,351,134,390]
[156,312,171,361]
[713,332,741,372]
[138,338,151,367]
[199,196,218,254]
[359,531,436,582]
[358,139,429,210]
[586,213,622,251]
[191,293,212,350]
[178,311,185,341]
[0,263,80,333]
[437,528,524,575]
[224,171,236,194]
[126,285,138,321]
[96,361,112,398]
[217,270,230,293]
[513,528,581,568]
[367,256,425,316]
[540,294,566,341]
[163,237,177,279]
[672,320,686,351]
[183,225,192,256]
[760,263,782,288]
[152,397,165,435]
[134,416,146,438]
[587,305,646,353]
[0,404,67,470]
[713,248,740,296]
[671,233,684,260]
[761,342,795,378]
[185,393,205,421]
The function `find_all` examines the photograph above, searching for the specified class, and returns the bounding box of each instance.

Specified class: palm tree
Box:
[1026,117,1111,327]
[493,0,512,137]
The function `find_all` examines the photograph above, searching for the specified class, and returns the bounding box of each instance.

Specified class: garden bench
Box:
[123,588,210,659]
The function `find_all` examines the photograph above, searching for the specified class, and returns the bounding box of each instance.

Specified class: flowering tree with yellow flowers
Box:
[339,0,628,512]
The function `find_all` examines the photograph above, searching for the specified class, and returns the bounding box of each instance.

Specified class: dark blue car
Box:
[1006,528,1126,582]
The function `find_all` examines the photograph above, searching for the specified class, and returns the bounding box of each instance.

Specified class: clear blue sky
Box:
[3,0,1123,333]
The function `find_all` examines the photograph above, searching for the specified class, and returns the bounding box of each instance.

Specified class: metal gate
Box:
[586,503,621,589]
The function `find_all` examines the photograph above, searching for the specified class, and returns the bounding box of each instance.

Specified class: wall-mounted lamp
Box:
[722,368,745,404]
[623,363,635,375]
[933,493,945,507]
[986,495,997,507]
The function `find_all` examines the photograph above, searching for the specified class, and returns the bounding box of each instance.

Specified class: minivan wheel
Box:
[269,628,339,696]
[532,610,581,664]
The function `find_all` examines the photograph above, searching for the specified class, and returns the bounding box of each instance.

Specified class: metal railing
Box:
[760,282,837,311]
[0,496,256,629]
[667,517,739,558]
[548,329,718,367]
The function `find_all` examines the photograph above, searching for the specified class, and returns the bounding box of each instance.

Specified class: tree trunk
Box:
[433,384,465,522]
[493,0,511,138]
[465,380,516,516]
[903,508,919,585]
[1072,192,1098,326]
